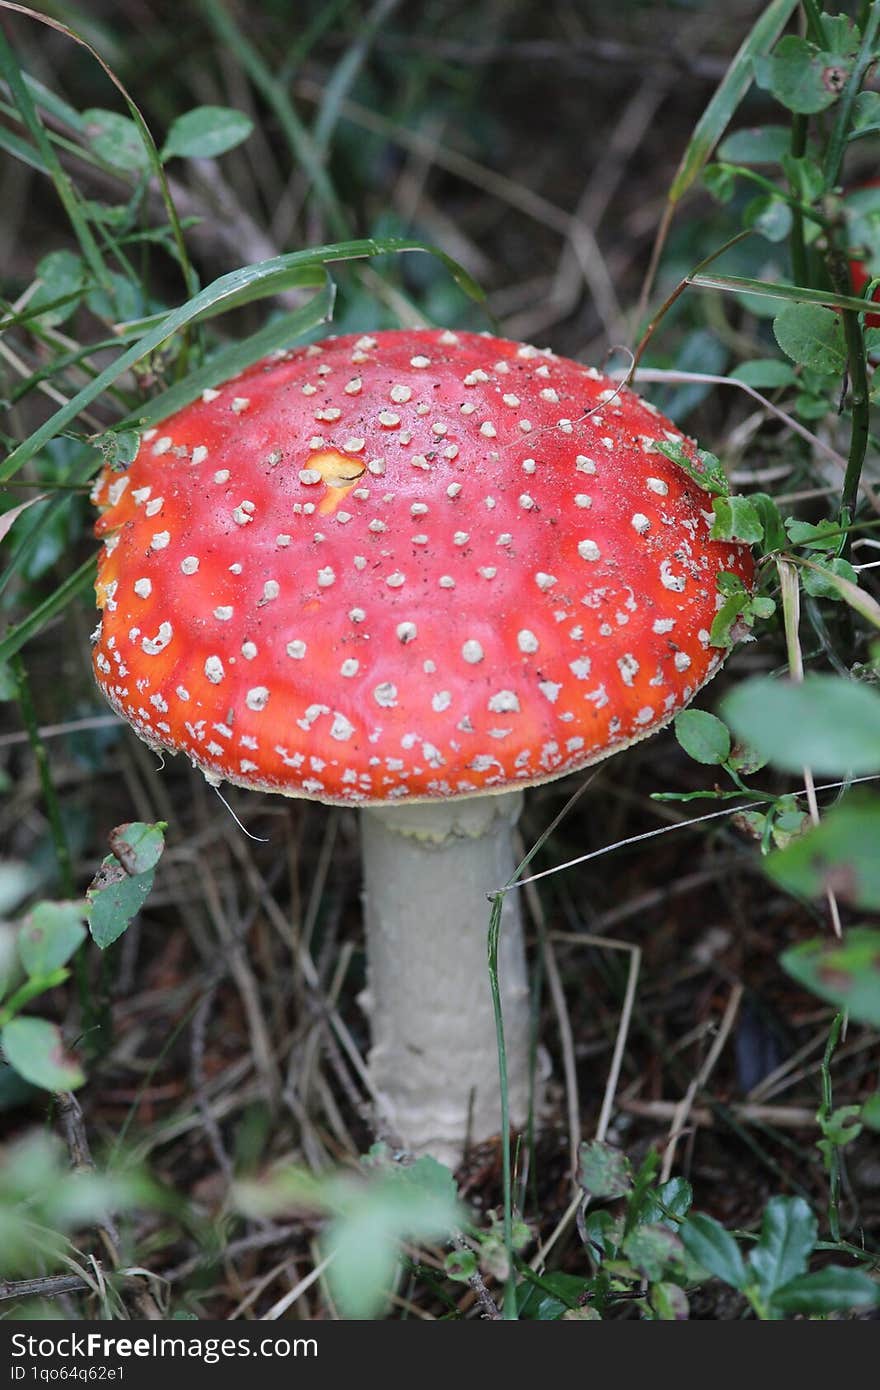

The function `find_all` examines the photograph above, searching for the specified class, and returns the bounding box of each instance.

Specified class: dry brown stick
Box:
[0,1272,93,1303]
[660,983,744,1182]
[190,985,235,1181]
[777,557,843,938]
[164,1223,305,1285]
[196,856,283,1108]
[621,1099,818,1129]
[508,77,667,342]
[451,1234,501,1321]
[57,1091,121,1255]
[518,852,580,1174]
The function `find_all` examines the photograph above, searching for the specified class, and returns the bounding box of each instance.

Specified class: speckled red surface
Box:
[91,329,754,804]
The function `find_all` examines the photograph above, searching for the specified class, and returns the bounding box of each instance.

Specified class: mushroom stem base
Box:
[360,792,533,1168]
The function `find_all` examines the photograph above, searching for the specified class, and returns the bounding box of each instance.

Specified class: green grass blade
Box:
[124,276,337,427]
[22,70,86,133]
[312,0,400,155]
[0,553,96,665]
[0,115,46,172]
[201,0,351,239]
[0,449,99,604]
[689,272,876,312]
[1,238,483,483]
[0,22,110,289]
[668,0,801,205]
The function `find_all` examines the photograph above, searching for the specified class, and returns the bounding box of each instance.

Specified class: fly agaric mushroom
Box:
[90,329,754,1165]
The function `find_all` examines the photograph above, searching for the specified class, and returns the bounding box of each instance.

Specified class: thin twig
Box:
[660,982,743,1182]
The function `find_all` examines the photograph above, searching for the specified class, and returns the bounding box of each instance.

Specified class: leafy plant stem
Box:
[633,229,753,370]
[0,968,69,1029]
[829,260,870,545]
[715,163,832,228]
[823,2,880,191]
[789,114,808,286]
[818,1012,845,1241]
[800,0,828,47]
[10,653,74,897]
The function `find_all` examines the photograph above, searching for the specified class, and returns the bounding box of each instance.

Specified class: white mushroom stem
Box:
[360,791,533,1168]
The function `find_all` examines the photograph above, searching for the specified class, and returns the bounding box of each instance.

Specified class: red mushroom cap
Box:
[91,329,754,806]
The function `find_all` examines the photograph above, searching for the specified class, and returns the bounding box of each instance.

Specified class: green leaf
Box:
[767,798,880,910]
[518,1272,592,1321]
[799,561,880,627]
[730,358,798,388]
[721,675,880,774]
[654,441,729,495]
[444,1248,477,1282]
[703,162,737,203]
[82,108,152,174]
[649,1281,689,1320]
[817,13,861,57]
[781,153,826,203]
[710,592,750,647]
[28,250,88,327]
[802,557,861,602]
[717,125,792,165]
[773,303,846,375]
[17,902,87,979]
[1,1017,84,1091]
[162,106,254,161]
[675,710,731,766]
[711,495,765,544]
[744,194,793,243]
[748,1196,816,1300]
[781,928,880,1027]
[579,1141,632,1199]
[680,1213,747,1290]
[86,855,156,950]
[784,517,841,549]
[772,1267,879,1314]
[818,1104,862,1147]
[582,1209,623,1259]
[754,35,853,115]
[640,1177,694,1229]
[622,1225,683,1282]
[91,429,141,471]
[324,1168,460,1319]
[850,89,880,135]
[749,493,787,553]
[107,822,166,876]
[86,271,144,325]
